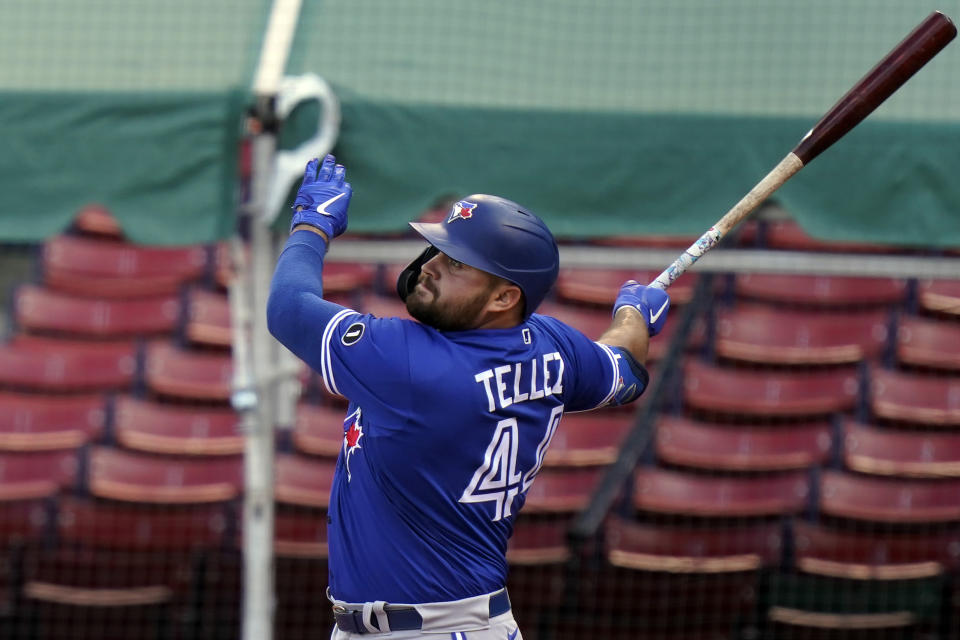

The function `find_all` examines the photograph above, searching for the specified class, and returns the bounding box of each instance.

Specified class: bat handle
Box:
[648,152,805,290]
[649,227,723,290]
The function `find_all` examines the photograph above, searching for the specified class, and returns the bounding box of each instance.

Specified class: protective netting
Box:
[1,1,959,639]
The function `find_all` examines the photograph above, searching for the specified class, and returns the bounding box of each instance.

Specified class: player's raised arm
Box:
[266,155,354,354]
[596,280,670,364]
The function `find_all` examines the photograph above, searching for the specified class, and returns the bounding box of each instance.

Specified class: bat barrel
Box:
[793,11,956,165]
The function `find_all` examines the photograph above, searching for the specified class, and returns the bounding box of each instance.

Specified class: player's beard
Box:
[405,279,494,331]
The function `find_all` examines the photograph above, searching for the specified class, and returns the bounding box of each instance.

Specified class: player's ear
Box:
[489,283,523,314]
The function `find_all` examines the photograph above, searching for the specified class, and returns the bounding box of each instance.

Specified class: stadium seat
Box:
[868,366,960,427]
[41,234,209,298]
[88,446,242,504]
[0,450,81,501]
[555,268,697,307]
[733,273,908,308]
[792,519,960,580]
[714,305,888,366]
[0,392,105,451]
[536,301,614,341]
[356,293,411,319]
[20,496,227,640]
[273,506,335,640]
[633,467,809,518]
[605,515,781,575]
[184,287,232,348]
[522,467,604,514]
[71,205,124,239]
[583,516,780,639]
[321,262,378,296]
[917,278,960,317]
[542,412,634,467]
[539,301,706,362]
[765,520,952,639]
[56,495,229,551]
[819,469,960,524]
[291,402,347,458]
[143,340,233,402]
[843,419,960,478]
[655,416,832,472]
[895,314,960,372]
[112,395,243,456]
[0,335,138,393]
[683,359,859,418]
[13,284,181,338]
[274,454,336,509]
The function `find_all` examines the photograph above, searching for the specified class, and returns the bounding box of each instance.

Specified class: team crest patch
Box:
[341,322,365,346]
[446,200,477,223]
[342,408,364,481]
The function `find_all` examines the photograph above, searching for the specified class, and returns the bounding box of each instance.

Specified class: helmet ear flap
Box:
[396,246,440,302]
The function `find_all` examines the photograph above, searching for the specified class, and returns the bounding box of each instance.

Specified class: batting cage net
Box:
[0,1,959,640]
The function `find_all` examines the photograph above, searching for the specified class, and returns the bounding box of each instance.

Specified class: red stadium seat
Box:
[767,520,952,637]
[21,497,221,640]
[56,496,228,551]
[0,335,137,393]
[113,395,242,456]
[0,449,81,501]
[917,278,960,317]
[539,301,706,362]
[144,340,233,402]
[274,454,336,509]
[895,315,960,372]
[291,402,347,458]
[633,468,809,518]
[274,506,329,559]
[42,234,208,298]
[88,446,242,504]
[184,287,232,348]
[522,467,603,514]
[734,273,908,308]
[819,469,960,524]
[683,359,859,418]
[356,293,412,319]
[792,520,960,580]
[71,205,124,239]
[321,262,378,295]
[868,366,960,427]
[714,305,888,366]
[761,219,898,253]
[14,284,181,338]
[542,412,634,467]
[843,419,960,478]
[656,416,832,472]
[536,301,614,341]
[592,515,779,639]
[555,268,697,307]
[0,392,105,450]
[605,515,782,573]
[507,516,570,565]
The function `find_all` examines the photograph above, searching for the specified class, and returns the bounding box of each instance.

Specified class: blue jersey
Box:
[268,230,647,605]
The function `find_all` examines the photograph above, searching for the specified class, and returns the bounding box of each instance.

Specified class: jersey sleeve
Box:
[267,229,415,413]
[529,314,649,412]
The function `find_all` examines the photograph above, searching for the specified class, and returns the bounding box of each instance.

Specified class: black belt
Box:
[333,589,511,634]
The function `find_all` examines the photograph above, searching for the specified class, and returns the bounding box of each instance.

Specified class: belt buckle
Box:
[333,606,368,634]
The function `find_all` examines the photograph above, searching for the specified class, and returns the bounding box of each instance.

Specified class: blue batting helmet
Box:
[397,195,559,318]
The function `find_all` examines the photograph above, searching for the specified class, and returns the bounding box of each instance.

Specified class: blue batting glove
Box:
[613,280,671,336]
[290,154,352,238]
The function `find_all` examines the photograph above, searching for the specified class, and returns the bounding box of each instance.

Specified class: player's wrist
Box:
[291,223,330,242]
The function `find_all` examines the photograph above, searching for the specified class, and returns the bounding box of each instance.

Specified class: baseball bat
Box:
[649,10,956,290]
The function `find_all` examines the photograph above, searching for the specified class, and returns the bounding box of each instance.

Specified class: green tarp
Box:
[2,0,960,246]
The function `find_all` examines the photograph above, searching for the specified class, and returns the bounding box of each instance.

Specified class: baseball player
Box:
[267,155,670,639]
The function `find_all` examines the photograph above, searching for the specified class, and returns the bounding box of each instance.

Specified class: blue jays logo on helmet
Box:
[446,200,477,223]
